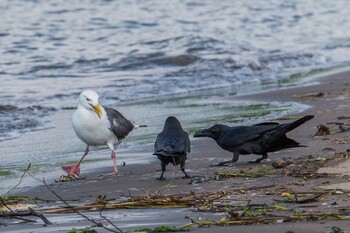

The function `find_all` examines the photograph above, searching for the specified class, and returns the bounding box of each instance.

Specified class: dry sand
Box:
[4,69,350,232]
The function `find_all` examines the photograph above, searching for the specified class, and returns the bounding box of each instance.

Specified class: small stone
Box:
[272,158,288,169]
[283,157,294,164]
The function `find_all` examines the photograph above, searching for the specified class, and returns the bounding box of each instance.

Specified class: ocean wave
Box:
[113,54,199,70]
[1,0,350,141]
[0,105,56,142]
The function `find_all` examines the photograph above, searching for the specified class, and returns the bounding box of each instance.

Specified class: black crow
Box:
[194,115,314,166]
[154,116,191,180]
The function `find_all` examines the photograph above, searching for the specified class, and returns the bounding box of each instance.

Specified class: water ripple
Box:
[1,0,350,140]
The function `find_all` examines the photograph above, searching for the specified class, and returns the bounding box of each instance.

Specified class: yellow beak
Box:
[92,104,102,118]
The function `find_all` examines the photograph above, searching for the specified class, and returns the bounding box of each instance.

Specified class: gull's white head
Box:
[78,90,103,118]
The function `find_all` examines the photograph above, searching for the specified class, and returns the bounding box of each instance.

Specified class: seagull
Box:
[194,115,314,166]
[154,116,191,180]
[63,90,146,176]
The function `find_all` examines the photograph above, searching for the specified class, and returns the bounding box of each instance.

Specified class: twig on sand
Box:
[99,204,124,233]
[0,197,12,212]
[7,163,31,195]
[1,163,52,225]
[0,209,52,225]
[27,172,123,233]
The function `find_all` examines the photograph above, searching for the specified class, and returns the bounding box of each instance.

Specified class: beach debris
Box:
[188,176,214,185]
[337,116,350,120]
[339,124,350,132]
[294,153,333,163]
[57,173,83,182]
[314,124,331,136]
[1,195,50,225]
[322,147,336,151]
[0,163,53,226]
[185,204,350,227]
[215,169,275,179]
[327,226,345,233]
[332,190,344,195]
[0,195,35,212]
[331,138,348,144]
[284,171,330,179]
[0,207,52,225]
[132,225,190,232]
[95,195,108,205]
[39,179,124,233]
[6,163,31,195]
[67,228,97,233]
[272,159,288,169]
[280,192,292,197]
[296,92,325,101]
[274,193,325,204]
[282,157,294,164]
[16,176,350,229]
[272,157,294,169]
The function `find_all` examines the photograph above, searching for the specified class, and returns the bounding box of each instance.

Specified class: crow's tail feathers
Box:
[284,115,314,132]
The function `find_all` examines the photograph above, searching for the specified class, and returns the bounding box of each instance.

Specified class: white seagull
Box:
[63,90,146,176]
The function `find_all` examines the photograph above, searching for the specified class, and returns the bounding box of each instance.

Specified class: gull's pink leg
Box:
[62,147,89,176]
[104,150,118,176]
[111,150,118,175]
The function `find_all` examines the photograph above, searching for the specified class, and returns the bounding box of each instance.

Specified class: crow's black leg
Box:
[212,152,240,166]
[249,153,268,163]
[157,162,166,181]
[180,160,190,179]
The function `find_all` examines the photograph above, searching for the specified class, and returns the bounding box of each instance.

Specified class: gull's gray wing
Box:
[104,106,134,140]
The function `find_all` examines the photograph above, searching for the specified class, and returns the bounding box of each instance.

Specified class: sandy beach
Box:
[2,69,350,232]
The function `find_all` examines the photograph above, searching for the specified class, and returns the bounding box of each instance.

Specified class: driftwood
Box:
[0,207,52,225]
[0,164,52,225]
[38,189,250,214]
[34,175,124,233]
[1,164,124,232]
[36,185,331,215]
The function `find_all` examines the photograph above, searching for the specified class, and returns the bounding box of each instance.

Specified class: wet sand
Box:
[4,69,350,232]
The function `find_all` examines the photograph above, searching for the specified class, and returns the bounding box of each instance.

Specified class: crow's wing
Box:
[154,130,190,156]
[220,124,279,146]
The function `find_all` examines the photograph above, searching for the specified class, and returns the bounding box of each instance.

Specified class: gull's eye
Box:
[86,97,91,101]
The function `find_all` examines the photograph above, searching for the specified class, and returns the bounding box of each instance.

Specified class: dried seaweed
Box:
[274,193,325,204]
[314,124,331,136]
[215,169,275,179]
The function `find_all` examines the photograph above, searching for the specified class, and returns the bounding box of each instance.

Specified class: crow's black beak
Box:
[193,128,210,137]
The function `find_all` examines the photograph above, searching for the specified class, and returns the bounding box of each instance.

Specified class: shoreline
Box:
[4,69,350,232]
[0,70,317,194]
